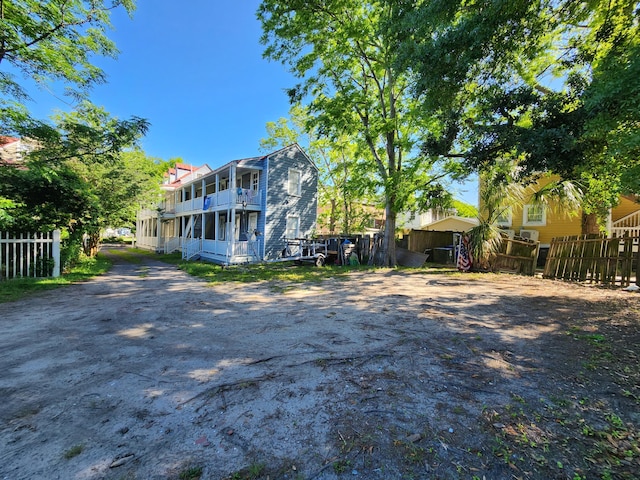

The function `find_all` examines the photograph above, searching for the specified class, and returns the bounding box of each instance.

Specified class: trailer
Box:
[279,237,328,267]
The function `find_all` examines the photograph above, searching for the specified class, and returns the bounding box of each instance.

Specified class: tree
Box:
[391,0,640,233]
[0,0,136,133]
[258,0,464,266]
[260,104,378,235]
[0,1,153,264]
[0,105,154,260]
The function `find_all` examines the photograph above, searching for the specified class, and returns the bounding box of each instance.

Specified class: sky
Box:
[20,0,478,206]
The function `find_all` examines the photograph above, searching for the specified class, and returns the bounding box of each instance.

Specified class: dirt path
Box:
[1,247,639,479]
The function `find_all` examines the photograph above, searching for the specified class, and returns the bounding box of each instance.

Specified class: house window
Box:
[252,172,259,191]
[288,169,301,196]
[523,204,546,226]
[496,207,512,227]
[285,215,299,239]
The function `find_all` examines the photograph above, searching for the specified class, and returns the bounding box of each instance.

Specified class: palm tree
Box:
[469,160,582,271]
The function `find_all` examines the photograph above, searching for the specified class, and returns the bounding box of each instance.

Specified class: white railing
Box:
[175,189,263,213]
[135,235,158,251]
[233,240,260,258]
[163,237,180,254]
[175,196,204,214]
[1,230,60,280]
[235,189,261,206]
[613,210,640,229]
[182,238,202,260]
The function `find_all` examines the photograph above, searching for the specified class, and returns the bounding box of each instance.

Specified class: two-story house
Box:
[136,144,319,265]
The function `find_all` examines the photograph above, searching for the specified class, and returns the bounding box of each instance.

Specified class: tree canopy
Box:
[258,0,465,265]
[0,0,154,265]
[391,0,640,229]
[0,0,136,132]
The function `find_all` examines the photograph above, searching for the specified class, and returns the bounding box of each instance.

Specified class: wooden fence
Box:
[543,234,638,287]
[0,230,61,280]
[493,238,540,276]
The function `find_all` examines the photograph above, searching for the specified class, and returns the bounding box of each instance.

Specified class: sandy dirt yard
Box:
[1,246,639,480]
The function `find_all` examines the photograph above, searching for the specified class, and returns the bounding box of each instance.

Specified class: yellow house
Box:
[494,176,640,248]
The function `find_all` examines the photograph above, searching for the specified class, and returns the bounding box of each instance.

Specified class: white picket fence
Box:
[0,230,61,280]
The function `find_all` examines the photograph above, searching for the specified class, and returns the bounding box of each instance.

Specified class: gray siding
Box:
[263,145,318,260]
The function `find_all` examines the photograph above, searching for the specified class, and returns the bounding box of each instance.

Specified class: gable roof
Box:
[264,143,319,172]
[422,215,479,232]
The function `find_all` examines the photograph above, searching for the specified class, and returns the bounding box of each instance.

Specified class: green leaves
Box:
[259,0,467,264]
[0,0,136,134]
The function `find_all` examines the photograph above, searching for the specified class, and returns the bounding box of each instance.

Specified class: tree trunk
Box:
[581,212,600,235]
[380,201,397,267]
[329,198,336,234]
[83,231,100,257]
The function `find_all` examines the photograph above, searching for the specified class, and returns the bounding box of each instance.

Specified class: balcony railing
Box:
[175,189,262,214]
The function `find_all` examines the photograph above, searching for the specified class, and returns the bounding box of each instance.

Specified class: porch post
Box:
[629,244,640,287]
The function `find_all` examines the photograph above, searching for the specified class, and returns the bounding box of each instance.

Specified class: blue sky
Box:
[22,0,478,205]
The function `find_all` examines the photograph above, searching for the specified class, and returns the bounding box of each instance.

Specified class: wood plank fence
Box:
[494,238,540,276]
[0,230,61,280]
[543,234,638,287]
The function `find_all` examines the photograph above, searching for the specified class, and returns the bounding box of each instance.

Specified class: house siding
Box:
[509,205,582,245]
[264,145,318,260]
[493,177,640,245]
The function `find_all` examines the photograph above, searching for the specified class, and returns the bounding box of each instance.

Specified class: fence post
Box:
[52,229,61,278]
[637,243,640,287]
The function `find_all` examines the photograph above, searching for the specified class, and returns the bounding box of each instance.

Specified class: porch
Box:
[173,188,262,215]
[177,236,262,265]
[611,210,640,243]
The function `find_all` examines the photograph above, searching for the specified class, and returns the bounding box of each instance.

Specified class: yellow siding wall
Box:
[481,177,640,245]
[496,176,583,246]
[509,204,582,245]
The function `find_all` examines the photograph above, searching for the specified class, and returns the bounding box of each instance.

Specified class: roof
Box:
[422,216,479,232]
[0,136,19,147]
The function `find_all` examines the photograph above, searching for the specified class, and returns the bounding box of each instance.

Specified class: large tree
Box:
[0,104,156,260]
[258,0,464,266]
[0,0,136,131]
[391,0,640,232]
[0,0,152,262]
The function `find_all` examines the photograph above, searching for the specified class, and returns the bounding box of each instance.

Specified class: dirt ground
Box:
[1,246,639,480]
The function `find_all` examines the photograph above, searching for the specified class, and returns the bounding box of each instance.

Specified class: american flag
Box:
[457,234,473,272]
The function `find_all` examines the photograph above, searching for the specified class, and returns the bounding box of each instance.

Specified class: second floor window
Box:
[288,169,301,196]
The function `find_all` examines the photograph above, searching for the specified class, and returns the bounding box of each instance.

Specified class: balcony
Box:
[175,189,262,214]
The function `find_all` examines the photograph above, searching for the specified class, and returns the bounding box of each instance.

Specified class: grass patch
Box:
[177,261,374,285]
[105,248,145,264]
[63,444,84,459]
[178,465,203,480]
[0,254,111,304]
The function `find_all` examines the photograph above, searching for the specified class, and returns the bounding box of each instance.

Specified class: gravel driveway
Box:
[1,246,638,479]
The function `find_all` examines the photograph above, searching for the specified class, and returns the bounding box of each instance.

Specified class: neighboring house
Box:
[398,208,455,231]
[136,144,319,265]
[0,136,36,164]
[492,176,640,248]
[422,215,479,232]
